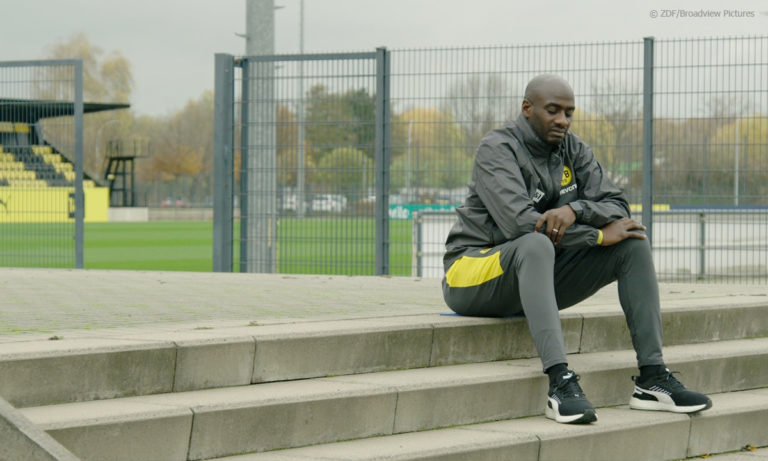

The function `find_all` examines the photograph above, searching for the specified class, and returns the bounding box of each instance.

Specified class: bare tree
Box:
[442,74,515,151]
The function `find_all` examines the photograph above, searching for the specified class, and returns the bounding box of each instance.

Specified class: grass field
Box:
[1,220,414,275]
[84,221,221,272]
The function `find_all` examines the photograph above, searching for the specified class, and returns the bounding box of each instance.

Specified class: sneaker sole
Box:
[545,404,598,424]
[629,396,712,413]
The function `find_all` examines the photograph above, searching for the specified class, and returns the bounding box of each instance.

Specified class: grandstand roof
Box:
[0,98,130,124]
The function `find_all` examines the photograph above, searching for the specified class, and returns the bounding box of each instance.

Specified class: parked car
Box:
[161,197,187,208]
[311,194,347,213]
[280,194,297,212]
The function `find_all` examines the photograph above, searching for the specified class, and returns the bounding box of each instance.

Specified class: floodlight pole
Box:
[296,0,306,218]
[244,0,277,272]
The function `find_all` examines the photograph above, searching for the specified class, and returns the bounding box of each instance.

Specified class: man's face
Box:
[521,91,575,146]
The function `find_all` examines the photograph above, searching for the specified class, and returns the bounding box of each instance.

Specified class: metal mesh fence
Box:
[650,37,768,281]
[217,36,768,283]
[0,60,83,268]
[389,42,646,276]
[237,53,381,274]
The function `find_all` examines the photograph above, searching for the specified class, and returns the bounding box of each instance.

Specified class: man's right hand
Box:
[600,218,647,246]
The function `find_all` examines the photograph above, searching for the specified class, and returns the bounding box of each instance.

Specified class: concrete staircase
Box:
[2,299,768,460]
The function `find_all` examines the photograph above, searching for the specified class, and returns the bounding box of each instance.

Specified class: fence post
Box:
[699,212,706,279]
[374,47,391,275]
[239,58,249,272]
[413,212,423,277]
[642,36,655,246]
[73,60,84,269]
[213,53,235,272]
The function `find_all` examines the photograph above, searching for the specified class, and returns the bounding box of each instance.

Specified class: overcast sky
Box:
[3,0,766,116]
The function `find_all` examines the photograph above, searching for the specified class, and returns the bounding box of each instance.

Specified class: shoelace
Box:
[554,373,586,399]
[660,370,687,392]
[633,370,687,391]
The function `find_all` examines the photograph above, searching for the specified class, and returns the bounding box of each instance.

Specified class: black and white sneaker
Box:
[629,369,712,413]
[545,370,597,424]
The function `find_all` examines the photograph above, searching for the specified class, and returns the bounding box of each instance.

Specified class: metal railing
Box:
[413,209,768,282]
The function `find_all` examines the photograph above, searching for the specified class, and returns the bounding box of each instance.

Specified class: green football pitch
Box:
[11,219,415,274]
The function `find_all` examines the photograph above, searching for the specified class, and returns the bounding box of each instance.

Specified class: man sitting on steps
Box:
[441,74,712,424]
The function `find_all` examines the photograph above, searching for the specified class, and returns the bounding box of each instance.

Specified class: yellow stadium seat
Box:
[4,170,37,180]
[32,145,53,155]
[55,163,74,173]
[0,162,26,171]
[43,153,62,164]
[14,123,31,134]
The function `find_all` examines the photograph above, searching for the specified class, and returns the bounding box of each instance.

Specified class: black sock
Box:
[639,364,667,380]
[546,363,569,386]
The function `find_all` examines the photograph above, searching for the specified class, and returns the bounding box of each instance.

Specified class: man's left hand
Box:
[534,205,576,245]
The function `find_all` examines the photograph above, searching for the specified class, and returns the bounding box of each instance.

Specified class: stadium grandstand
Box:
[0,98,129,222]
[0,98,129,187]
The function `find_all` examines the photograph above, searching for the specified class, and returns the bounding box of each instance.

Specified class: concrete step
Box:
[19,337,768,461]
[3,302,767,408]
[208,388,768,461]
[688,446,768,460]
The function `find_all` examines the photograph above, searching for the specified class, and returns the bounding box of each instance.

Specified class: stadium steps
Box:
[2,302,768,460]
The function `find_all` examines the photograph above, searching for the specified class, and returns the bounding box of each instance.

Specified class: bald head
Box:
[521,75,576,146]
[524,74,574,105]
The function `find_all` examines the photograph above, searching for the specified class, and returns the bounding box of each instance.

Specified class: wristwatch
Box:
[568,201,584,220]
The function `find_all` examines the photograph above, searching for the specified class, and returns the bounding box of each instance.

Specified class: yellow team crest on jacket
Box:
[561,166,573,186]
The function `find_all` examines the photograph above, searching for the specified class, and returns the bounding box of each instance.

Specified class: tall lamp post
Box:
[296,0,306,217]
[734,120,740,206]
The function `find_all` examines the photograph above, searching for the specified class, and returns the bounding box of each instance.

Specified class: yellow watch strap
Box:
[597,230,604,246]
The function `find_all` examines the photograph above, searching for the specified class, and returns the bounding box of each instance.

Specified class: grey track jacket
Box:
[444,114,631,269]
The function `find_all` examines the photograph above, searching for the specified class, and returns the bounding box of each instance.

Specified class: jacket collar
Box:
[510,113,561,158]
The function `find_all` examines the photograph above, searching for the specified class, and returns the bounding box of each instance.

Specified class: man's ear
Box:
[521,99,533,117]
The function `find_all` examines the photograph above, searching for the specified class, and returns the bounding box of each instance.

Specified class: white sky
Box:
[3,0,766,116]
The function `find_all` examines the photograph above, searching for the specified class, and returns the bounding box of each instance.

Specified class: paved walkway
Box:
[1,267,767,339]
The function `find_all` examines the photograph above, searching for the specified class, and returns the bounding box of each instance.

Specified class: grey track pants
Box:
[442,232,664,371]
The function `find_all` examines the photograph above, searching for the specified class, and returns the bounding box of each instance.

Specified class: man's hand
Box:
[535,205,576,245]
[600,218,647,246]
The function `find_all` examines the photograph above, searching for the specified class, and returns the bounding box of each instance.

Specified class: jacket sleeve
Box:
[568,141,631,228]
[472,140,540,242]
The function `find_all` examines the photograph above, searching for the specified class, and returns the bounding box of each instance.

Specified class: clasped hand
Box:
[534,205,576,245]
[535,207,647,246]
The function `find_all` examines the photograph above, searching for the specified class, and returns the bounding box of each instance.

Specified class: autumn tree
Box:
[442,74,514,150]
[570,109,617,165]
[43,32,132,103]
[304,85,376,165]
[139,91,214,204]
[315,147,371,199]
[36,33,134,178]
[708,115,768,205]
[651,95,759,206]
[390,107,471,195]
[588,81,641,153]
[275,104,317,187]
